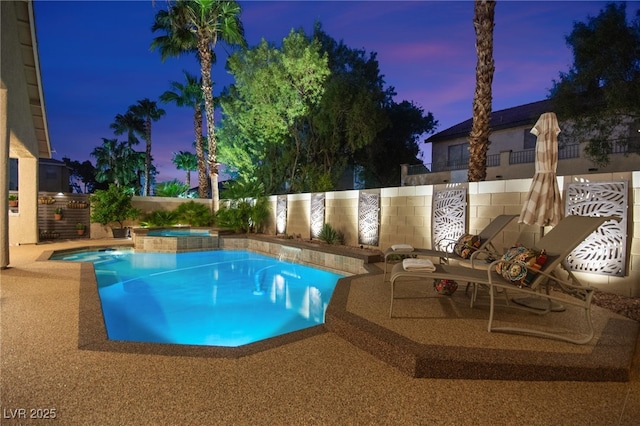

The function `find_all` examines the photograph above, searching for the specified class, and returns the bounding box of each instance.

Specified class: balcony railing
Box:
[509,149,534,164]
[486,153,500,167]
[406,142,633,176]
[558,144,580,159]
[407,164,431,175]
[612,139,640,154]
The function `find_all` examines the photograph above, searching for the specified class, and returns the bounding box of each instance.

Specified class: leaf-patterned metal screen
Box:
[432,188,466,251]
[565,181,628,276]
[276,195,287,235]
[310,193,325,239]
[358,191,379,246]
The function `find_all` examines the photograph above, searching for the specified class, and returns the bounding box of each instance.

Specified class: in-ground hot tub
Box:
[132,227,219,253]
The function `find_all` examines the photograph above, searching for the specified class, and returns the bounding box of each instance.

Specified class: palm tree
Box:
[151,0,246,211]
[129,98,166,196]
[172,150,198,188]
[468,0,496,182]
[110,111,144,146]
[91,138,121,186]
[160,71,209,197]
[91,138,143,191]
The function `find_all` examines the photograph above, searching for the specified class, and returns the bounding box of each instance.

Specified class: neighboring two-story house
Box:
[402,99,639,185]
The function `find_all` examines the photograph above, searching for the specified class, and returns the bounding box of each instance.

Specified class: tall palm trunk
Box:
[199,34,219,211]
[193,105,208,197]
[144,117,152,196]
[468,0,495,182]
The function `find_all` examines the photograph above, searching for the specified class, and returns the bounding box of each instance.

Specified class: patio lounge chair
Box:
[383,214,517,280]
[389,215,614,344]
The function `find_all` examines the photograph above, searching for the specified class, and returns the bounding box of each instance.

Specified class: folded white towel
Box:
[391,244,414,252]
[402,258,436,272]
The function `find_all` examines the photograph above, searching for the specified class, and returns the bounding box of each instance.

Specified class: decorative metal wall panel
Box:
[432,188,466,251]
[565,181,628,276]
[310,193,325,239]
[276,195,287,235]
[358,191,380,246]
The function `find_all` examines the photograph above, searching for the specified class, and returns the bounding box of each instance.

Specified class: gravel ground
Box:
[592,290,640,322]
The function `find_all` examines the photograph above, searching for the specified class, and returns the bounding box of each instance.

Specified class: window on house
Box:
[524,128,537,150]
[628,122,640,153]
[45,166,58,180]
[447,143,469,168]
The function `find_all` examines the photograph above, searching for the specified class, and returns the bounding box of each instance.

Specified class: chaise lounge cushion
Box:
[496,245,546,286]
[453,234,481,259]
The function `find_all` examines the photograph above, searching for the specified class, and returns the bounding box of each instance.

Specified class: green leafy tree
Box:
[89,184,141,230]
[219,29,330,193]
[61,157,107,193]
[91,138,144,190]
[171,150,198,188]
[151,0,246,211]
[308,25,390,189]
[354,100,437,188]
[160,71,209,197]
[468,0,496,183]
[551,2,640,166]
[129,98,166,196]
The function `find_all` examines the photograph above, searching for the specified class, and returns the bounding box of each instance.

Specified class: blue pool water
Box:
[51,249,343,347]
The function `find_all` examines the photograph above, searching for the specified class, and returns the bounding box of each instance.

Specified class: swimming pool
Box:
[51,249,343,347]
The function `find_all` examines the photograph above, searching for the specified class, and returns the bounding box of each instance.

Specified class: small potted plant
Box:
[54,207,63,220]
[8,194,18,207]
[76,223,86,236]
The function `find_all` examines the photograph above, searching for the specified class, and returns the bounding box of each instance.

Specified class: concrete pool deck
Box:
[1,239,639,424]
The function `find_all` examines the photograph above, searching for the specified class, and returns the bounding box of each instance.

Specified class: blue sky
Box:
[34,0,638,184]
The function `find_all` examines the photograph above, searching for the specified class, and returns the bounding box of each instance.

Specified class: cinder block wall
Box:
[379,186,433,250]
[116,172,638,296]
[265,171,639,297]
[325,191,359,246]
[285,193,311,238]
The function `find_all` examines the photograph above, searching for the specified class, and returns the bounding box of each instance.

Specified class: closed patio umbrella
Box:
[519,112,564,230]
[516,112,564,310]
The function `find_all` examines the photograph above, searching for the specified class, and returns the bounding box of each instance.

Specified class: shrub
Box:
[174,201,213,226]
[89,184,141,229]
[216,181,271,233]
[154,179,190,198]
[140,210,179,227]
[318,223,344,245]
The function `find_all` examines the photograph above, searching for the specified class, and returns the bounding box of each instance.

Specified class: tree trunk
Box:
[199,36,219,212]
[193,105,208,198]
[144,117,152,196]
[468,0,495,183]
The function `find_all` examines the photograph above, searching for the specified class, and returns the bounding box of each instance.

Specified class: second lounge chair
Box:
[389,214,614,344]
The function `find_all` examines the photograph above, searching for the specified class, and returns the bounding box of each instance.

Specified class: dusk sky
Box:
[33,0,638,184]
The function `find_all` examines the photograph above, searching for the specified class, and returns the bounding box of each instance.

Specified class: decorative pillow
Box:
[434,279,458,295]
[496,246,547,286]
[453,234,481,259]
